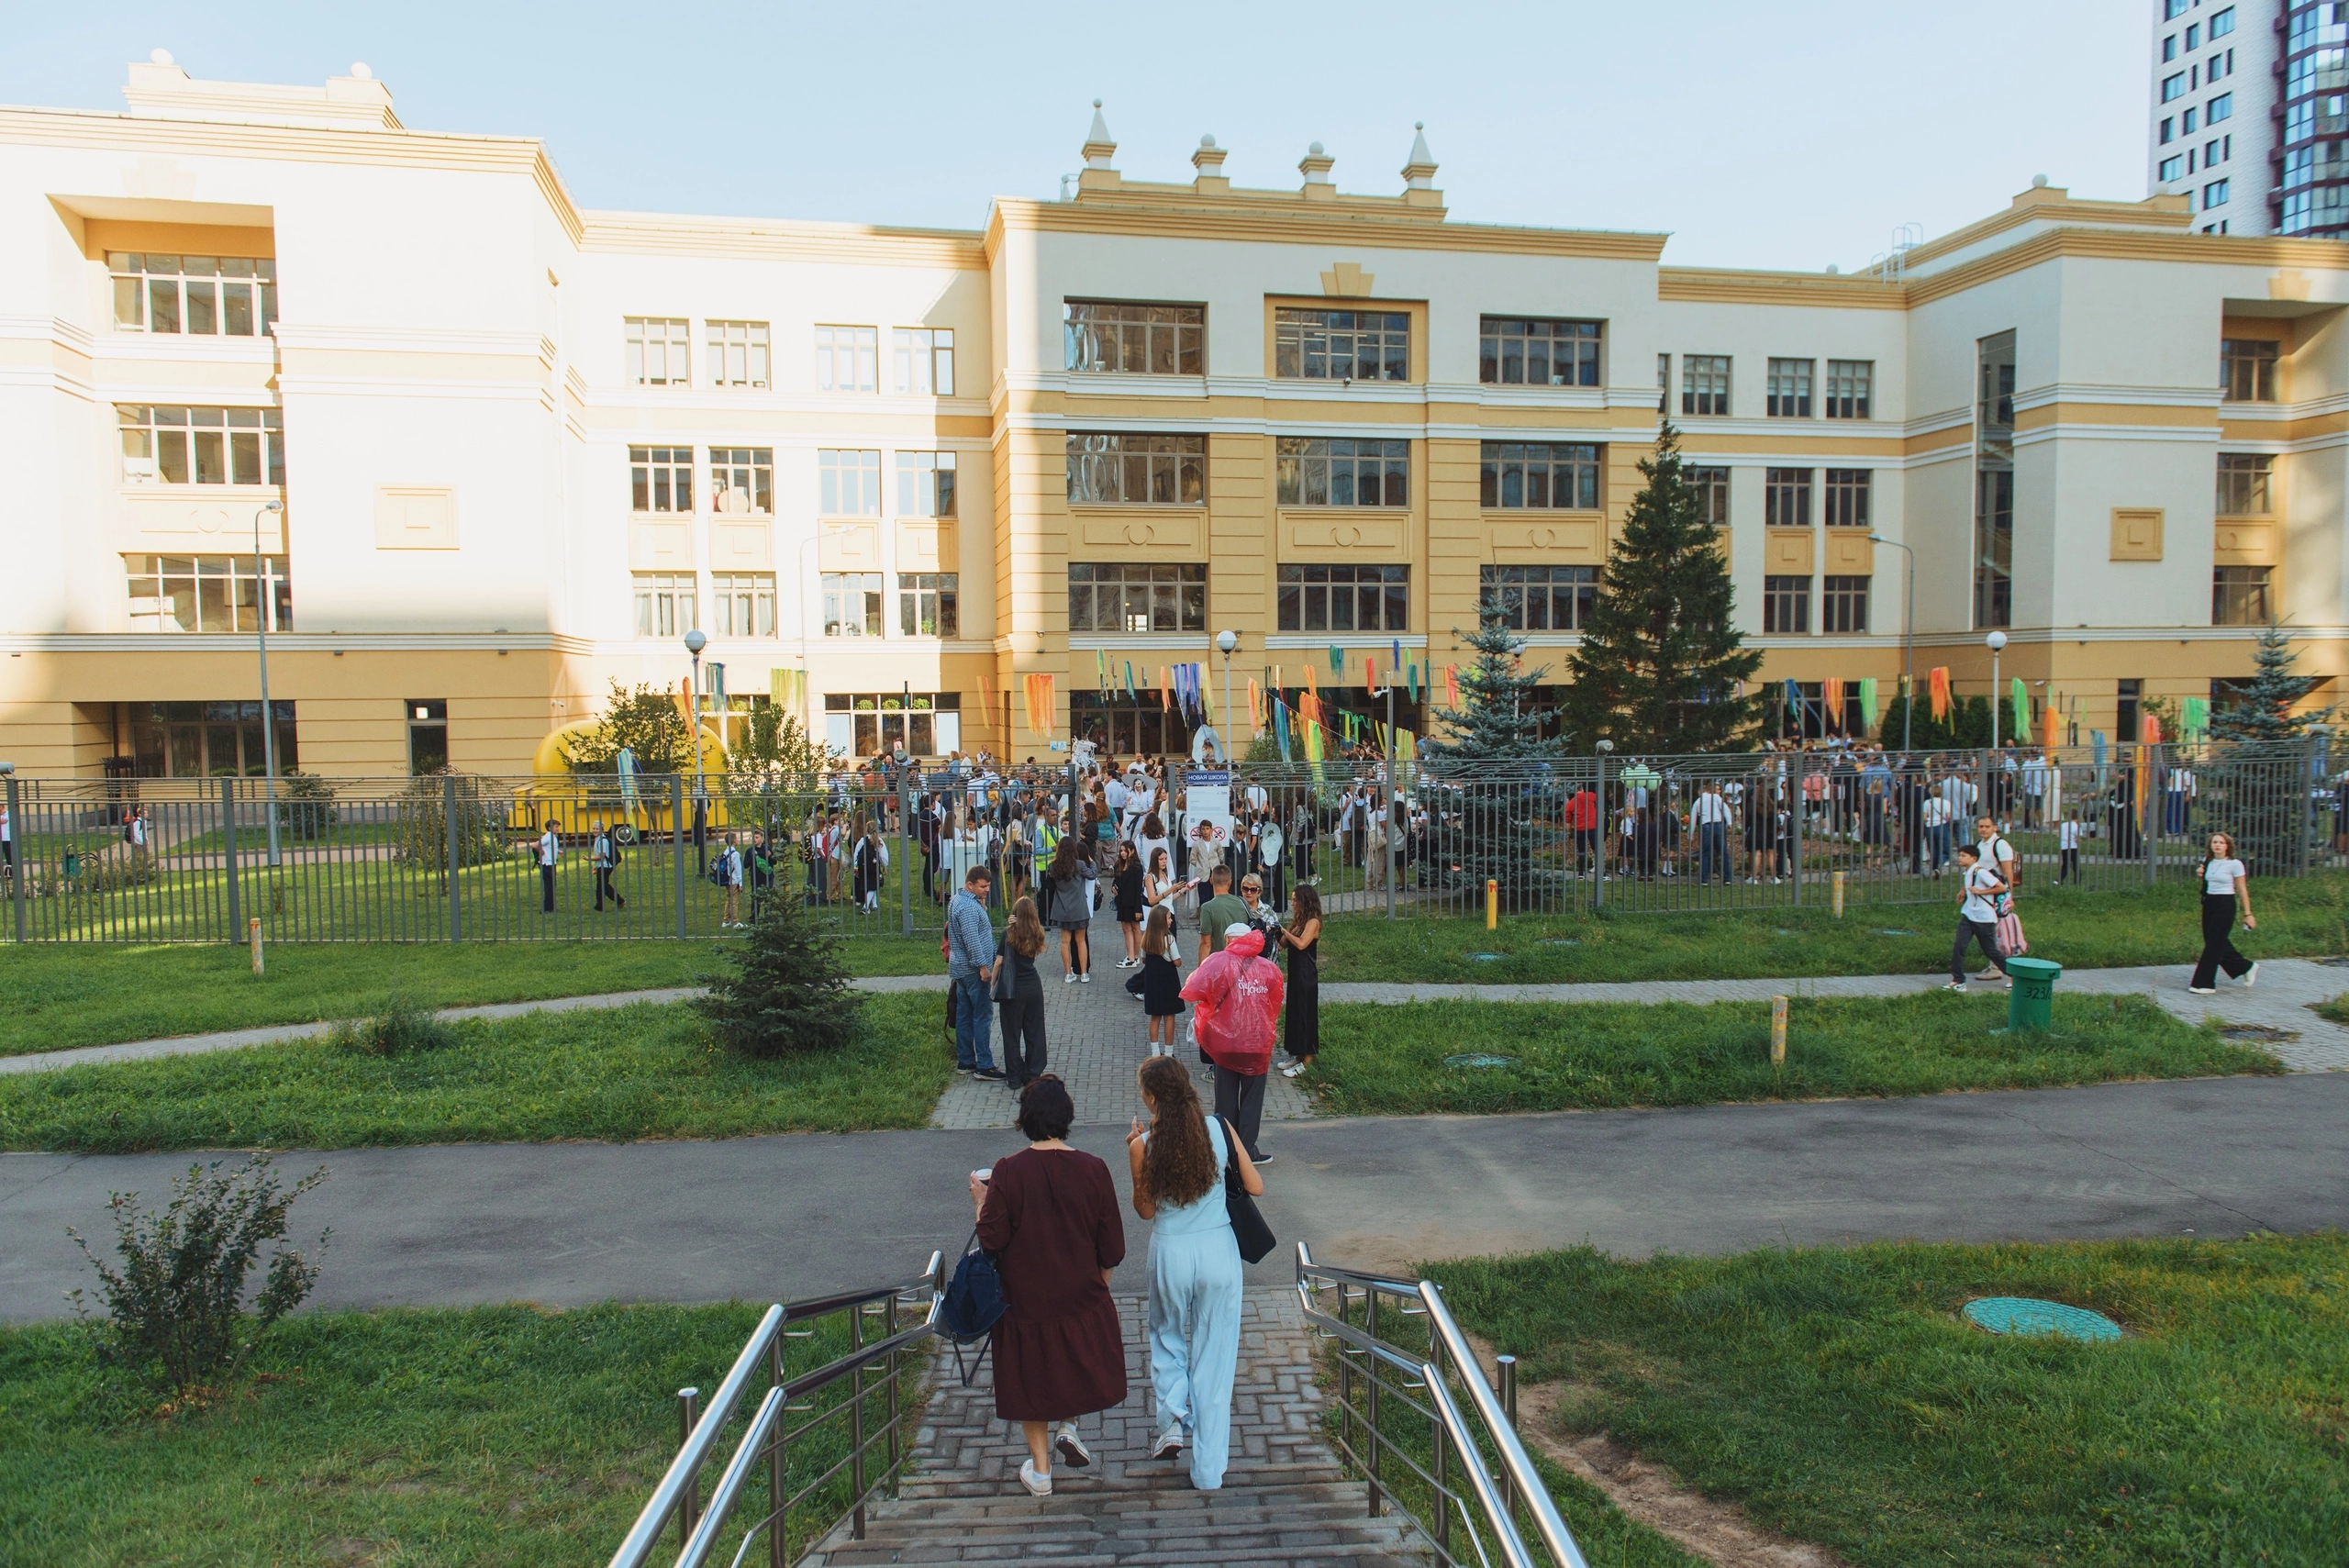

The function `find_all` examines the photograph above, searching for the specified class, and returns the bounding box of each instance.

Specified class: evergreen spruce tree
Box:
[695,895,864,1058]
[1561,420,1762,752]
[2211,619,2330,741]
[1419,606,1571,762]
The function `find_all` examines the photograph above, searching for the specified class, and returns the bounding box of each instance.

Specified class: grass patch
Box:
[0,1299,918,1566]
[0,994,952,1152]
[2311,993,2349,1027]
[1303,993,2279,1117]
[1319,873,2349,985]
[1426,1234,2349,1567]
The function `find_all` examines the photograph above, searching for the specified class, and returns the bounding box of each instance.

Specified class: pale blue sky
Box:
[4,0,2151,271]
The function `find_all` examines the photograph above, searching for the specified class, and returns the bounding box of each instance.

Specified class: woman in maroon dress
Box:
[969,1075,1128,1497]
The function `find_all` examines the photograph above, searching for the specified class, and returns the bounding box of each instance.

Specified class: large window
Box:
[893,328,954,395]
[127,700,296,779]
[1067,434,1205,505]
[1681,355,1731,416]
[1275,438,1408,507]
[1064,300,1205,374]
[407,699,448,775]
[1821,574,1870,633]
[897,451,958,517]
[1067,563,1207,633]
[1479,564,1597,630]
[2213,565,2272,625]
[706,321,770,388]
[1276,565,1408,632]
[709,447,772,516]
[1823,469,1872,528]
[117,406,284,486]
[899,573,959,637]
[818,450,882,516]
[630,446,694,513]
[1480,442,1600,509]
[1765,468,1812,528]
[1478,317,1601,386]
[1765,358,1813,417]
[1824,360,1873,419]
[711,573,775,638]
[2216,452,2273,515]
[1689,465,1730,527]
[2221,339,2278,401]
[110,254,276,337]
[826,693,960,759]
[1274,307,1409,381]
[634,573,697,637]
[815,326,877,393]
[1975,330,2016,628]
[1763,575,1810,634]
[625,318,690,386]
[125,554,292,633]
[821,573,883,638]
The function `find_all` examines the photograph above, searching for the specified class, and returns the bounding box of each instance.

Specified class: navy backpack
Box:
[939,1228,1004,1385]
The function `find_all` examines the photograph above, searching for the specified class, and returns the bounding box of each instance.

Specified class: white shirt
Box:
[1690,792,1732,826]
[1105,778,1130,814]
[1961,863,2003,922]
[539,827,560,866]
[1921,797,1951,828]
[1977,834,2015,873]
[1244,784,1268,812]
[2202,856,2246,895]
[2060,820,2082,849]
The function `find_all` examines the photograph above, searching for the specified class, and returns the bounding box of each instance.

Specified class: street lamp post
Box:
[1216,629,1238,761]
[1987,630,2008,751]
[684,628,707,849]
[1868,534,1915,753]
[254,501,284,868]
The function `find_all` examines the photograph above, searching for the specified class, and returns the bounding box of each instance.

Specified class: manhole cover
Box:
[1443,1052,1516,1069]
[1961,1297,2121,1342]
[1875,929,1920,938]
[1467,952,1504,962]
[2219,1023,2299,1042]
[1542,938,1582,946]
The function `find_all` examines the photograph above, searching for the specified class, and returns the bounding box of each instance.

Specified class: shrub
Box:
[696,893,864,1057]
[273,770,340,841]
[65,1153,329,1399]
[329,997,458,1056]
[393,767,503,878]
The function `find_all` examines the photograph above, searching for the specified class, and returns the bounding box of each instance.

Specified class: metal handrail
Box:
[1297,1242,1588,1568]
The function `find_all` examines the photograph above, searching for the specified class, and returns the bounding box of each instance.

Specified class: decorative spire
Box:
[1192,133,1230,194]
[1298,139,1335,200]
[1081,99,1116,170]
[1401,122,1436,188]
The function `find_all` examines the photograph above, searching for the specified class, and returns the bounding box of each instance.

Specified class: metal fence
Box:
[2,739,2336,942]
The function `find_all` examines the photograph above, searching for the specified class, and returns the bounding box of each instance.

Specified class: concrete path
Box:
[6,1073,2342,1323]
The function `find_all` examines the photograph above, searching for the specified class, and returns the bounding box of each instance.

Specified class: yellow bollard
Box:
[249,917,264,977]
[1771,995,1787,1067]
[1831,870,1845,918]
[1486,878,1498,930]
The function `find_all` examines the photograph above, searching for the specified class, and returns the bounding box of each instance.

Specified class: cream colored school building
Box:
[4,57,2344,779]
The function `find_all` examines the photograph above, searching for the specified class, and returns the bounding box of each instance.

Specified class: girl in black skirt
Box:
[1277,883,1321,1078]
[1141,906,1186,1054]
[1112,841,1145,968]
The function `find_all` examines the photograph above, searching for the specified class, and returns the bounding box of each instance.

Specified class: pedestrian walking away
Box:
[946,866,1003,1078]
[1042,834,1092,984]
[591,818,626,912]
[717,833,743,927]
[1182,922,1284,1164]
[998,895,1050,1091]
[1275,883,1321,1078]
[1139,906,1186,1055]
[2057,812,2082,884]
[2188,831,2257,994]
[1945,843,2010,991]
[971,1076,1128,1499]
[1127,1056,1261,1492]
[538,817,561,913]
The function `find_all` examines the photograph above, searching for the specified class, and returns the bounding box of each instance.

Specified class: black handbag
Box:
[1220,1118,1276,1265]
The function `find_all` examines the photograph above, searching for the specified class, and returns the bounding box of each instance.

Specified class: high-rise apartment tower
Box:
[2148,2,2349,237]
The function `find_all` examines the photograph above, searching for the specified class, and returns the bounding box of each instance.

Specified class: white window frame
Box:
[626,317,691,387]
[815,326,877,393]
[634,572,698,637]
[892,328,954,395]
[896,451,958,517]
[705,320,771,388]
[125,553,292,633]
[818,450,883,517]
[117,405,284,486]
[711,572,777,638]
[109,253,277,337]
[630,446,696,513]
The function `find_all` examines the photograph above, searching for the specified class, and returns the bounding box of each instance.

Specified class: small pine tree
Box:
[2211,620,2331,742]
[1561,420,1762,752]
[696,895,865,1058]
[1419,606,1571,762]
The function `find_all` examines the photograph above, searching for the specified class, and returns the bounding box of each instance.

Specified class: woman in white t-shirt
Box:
[1945,843,2010,991]
[2188,831,2256,994]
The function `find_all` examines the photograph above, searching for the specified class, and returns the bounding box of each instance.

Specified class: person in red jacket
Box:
[1564,784,1599,877]
[1182,923,1285,1165]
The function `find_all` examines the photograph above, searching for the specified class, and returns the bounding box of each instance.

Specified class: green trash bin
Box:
[2006,956,2062,1031]
[61,851,81,884]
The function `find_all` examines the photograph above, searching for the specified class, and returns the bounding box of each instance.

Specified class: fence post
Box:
[1385,782,1397,921]
[899,768,914,935]
[673,774,688,939]
[1593,754,1609,910]
[222,774,241,941]
[6,777,24,944]
[445,773,462,941]
[1790,752,1805,906]
[2144,744,2160,887]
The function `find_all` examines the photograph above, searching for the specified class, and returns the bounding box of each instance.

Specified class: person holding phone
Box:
[1141,848,1190,963]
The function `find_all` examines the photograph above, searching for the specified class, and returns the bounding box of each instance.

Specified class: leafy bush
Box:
[696,894,864,1058]
[273,770,340,841]
[393,767,503,877]
[329,997,458,1056]
[65,1153,328,1399]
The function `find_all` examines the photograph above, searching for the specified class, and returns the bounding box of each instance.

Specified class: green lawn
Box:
[0,994,952,1152]
[1319,872,2349,985]
[1300,993,2278,1118]
[0,1300,919,1567]
[1427,1234,2349,1567]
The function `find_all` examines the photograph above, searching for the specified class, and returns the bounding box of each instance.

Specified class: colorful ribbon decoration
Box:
[1928,666,1951,722]
[1444,665,1460,707]
[1858,677,1879,734]
[1274,695,1293,759]
[1364,655,1379,694]
[1821,677,1845,731]
[1021,673,1055,736]
[2012,677,2031,734]
[1329,644,1345,673]
[2044,701,2064,750]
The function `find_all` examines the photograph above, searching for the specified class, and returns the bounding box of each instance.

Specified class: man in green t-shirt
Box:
[1197,863,1249,957]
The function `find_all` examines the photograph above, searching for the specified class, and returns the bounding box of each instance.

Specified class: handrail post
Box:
[769,1327,788,1568]
[675,1387,701,1548]
[850,1298,868,1540]
[1431,1407,1450,1558]
[1364,1286,1383,1518]
[1497,1353,1519,1522]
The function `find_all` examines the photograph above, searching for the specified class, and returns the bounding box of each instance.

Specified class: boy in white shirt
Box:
[1946,844,2010,991]
[2057,813,2082,884]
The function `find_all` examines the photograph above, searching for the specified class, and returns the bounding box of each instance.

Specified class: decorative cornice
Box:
[579,210,984,270]
[1658,268,1909,310]
[986,197,1667,263]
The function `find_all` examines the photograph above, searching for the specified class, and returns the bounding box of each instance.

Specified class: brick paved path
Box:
[805,1287,1422,1567]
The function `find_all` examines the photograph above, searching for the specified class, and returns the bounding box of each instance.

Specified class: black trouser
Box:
[1952,918,2008,984]
[2059,848,2079,884]
[595,865,622,909]
[540,863,556,913]
[1213,1064,1268,1161]
[999,988,1047,1089]
[2191,893,2253,988]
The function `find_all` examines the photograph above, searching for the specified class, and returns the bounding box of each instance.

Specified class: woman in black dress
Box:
[1111,840,1145,968]
[998,896,1050,1091]
[1276,883,1321,1078]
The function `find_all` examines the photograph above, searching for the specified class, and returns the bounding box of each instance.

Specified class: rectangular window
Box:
[1765,358,1813,417]
[2162,72,2187,102]
[107,254,276,337]
[1066,562,1208,633]
[818,450,883,516]
[897,573,959,638]
[2213,564,2271,625]
[1477,564,1597,631]
[126,699,296,779]
[1681,355,1731,416]
[1822,360,1872,419]
[705,321,770,388]
[625,317,690,386]
[2204,177,2232,206]
[892,328,954,395]
[1764,468,1813,528]
[1275,437,1410,506]
[1479,441,1601,508]
[1063,301,1204,374]
[633,572,697,638]
[1688,465,1730,527]
[2221,339,2278,401]
[2159,154,2185,181]
[2164,32,2178,61]
[125,554,292,633]
[710,572,776,638]
[2211,6,2234,39]
[1273,307,1410,381]
[814,325,878,393]
[117,406,284,486]
[2216,452,2273,515]
[2207,92,2232,123]
[708,447,772,517]
[1275,565,1409,633]
[1478,317,1602,386]
[2183,107,2197,134]
[1820,574,1870,634]
[406,698,448,776]
[1065,433,1206,506]
[629,445,694,513]
[1823,468,1872,528]
[1763,575,1810,634]
[825,692,960,759]
[2165,0,2186,17]
[1975,329,2016,628]
[820,573,883,638]
[2188,23,2200,50]
[2161,117,2174,144]
[896,451,958,517]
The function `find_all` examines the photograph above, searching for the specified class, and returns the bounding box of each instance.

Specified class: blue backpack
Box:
[940,1228,1004,1385]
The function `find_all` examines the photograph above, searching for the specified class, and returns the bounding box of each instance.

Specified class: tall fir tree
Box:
[1419,606,1571,762]
[2210,619,2331,742]
[1561,419,1762,751]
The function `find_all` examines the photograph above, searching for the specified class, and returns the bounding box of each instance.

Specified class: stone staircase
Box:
[804,1289,1427,1567]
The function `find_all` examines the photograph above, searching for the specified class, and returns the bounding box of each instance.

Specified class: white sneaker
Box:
[2243,963,2259,989]
[1019,1458,1052,1496]
[1943,982,1966,992]
[1151,1427,1186,1461]
[1054,1422,1094,1468]
[1081,973,1092,984]
[1063,972,1077,984]
[2188,985,2217,995]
